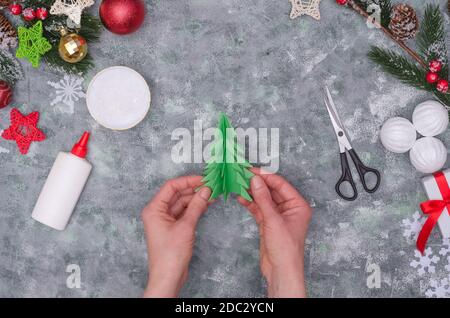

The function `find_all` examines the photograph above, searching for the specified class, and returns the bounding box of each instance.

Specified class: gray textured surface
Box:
[1,0,450,298]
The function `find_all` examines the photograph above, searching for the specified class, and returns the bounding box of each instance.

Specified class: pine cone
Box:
[0,12,17,49]
[389,4,419,42]
[0,0,12,8]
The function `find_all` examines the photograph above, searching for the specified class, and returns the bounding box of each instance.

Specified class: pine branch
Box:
[19,1,103,74]
[416,4,448,77]
[368,46,450,108]
[346,0,427,68]
[435,90,450,108]
[378,0,392,28]
[349,0,392,28]
[368,46,428,89]
[0,48,23,85]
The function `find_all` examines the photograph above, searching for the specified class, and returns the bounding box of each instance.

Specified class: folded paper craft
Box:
[200,113,253,201]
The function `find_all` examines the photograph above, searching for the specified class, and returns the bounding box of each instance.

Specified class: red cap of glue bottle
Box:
[71,131,90,158]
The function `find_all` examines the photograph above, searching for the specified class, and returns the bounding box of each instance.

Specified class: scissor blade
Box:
[324,97,341,134]
[324,86,344,130]
[323,86,352,152]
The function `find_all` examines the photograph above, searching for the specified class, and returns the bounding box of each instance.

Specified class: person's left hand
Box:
[141,176,212,298]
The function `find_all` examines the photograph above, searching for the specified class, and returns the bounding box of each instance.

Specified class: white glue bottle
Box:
[32,132,92,230]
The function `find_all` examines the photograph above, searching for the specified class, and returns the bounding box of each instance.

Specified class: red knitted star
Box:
[1,108,46,154]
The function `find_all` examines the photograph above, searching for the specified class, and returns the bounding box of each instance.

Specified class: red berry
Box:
[22,7,36,22]
[426,72,439,84]
[9,3,23,15]
[336,0,348,5]
[437,79,449,93]
[429,60,443,73]
[35,7,48,20]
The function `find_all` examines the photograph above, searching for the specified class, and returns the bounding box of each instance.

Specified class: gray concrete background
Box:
[1,0,450,297]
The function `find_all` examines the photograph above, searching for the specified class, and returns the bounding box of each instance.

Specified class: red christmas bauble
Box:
[336,0,348,5]
[22,7,36,21]
[35,7,48,20]
[99,0,145,35]
[429,60,442,73]
[437,79,449,93]
[0,81,12,109]
[426,72,439,84]
[9,3,23,15]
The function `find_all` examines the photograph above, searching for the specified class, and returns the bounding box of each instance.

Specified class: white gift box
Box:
[422,169,450,238]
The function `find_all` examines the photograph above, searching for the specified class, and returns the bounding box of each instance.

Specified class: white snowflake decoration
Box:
[425,277,450,298]
[50,0,94,25]
[445,256,450,272]
[439,239,450,257]
[48,75,85,114]
[0,145,9,154]
[0,49,23,85]
[289,0,321,20]
[402,211,425,241]
[410,247,440,276]
[437,239,450,272]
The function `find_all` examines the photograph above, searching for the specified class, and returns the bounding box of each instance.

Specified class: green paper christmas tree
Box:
[200,113,253,201]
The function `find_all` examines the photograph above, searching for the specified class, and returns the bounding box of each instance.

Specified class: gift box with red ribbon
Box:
[418,170,450,254]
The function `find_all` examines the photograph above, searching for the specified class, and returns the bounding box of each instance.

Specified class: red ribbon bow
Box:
[417,171,450,254]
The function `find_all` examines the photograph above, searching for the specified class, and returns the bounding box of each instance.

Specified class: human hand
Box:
[237,168,312,298]
[141,176,212,298]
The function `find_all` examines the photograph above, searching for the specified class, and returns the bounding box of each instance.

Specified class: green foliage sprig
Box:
[343,1,450,109]
[352,0,392,28]
[367,4,450,107]
[21,0,102,74]
[0,48,24,85]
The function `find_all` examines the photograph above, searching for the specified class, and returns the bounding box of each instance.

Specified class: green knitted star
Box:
[16,21,52,68]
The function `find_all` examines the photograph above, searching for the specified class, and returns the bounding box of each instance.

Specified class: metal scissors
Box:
[323,86,381,201]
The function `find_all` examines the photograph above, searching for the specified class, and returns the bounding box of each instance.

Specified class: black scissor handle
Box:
[335,152,358,201]
[348,149,381,193]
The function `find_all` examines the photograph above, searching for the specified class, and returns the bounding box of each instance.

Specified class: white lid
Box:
[86,66,151,130]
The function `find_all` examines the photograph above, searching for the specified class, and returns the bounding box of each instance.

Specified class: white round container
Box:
[86,66,151,130]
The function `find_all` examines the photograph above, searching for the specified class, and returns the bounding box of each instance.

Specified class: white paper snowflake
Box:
[402,211,425,241]
[439,239,450,257]
[48,75,85,114]
[289,0,321,20]
[425,277,450,298]
[0,145,9,154]
[50,0,94,25]
[410,248,440,276]
[445,256,450,272]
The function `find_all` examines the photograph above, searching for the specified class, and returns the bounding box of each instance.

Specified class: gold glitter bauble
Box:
[58,29,87,63]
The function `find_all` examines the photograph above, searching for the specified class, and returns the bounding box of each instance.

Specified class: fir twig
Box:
[416,4,448,77]
[352,0,392,28]
[368,46,450,108]
[379,0,392,28]
[0,48,24,85]
[20,0,102,74]
[341,1,450,108]
[368,47,428,90]
[347,0,427,68]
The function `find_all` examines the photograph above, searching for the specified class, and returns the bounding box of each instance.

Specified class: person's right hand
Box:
[237,168,312,298]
